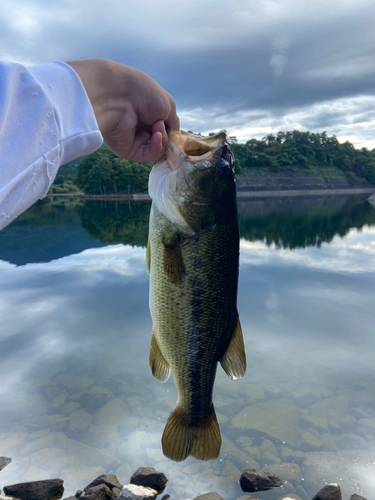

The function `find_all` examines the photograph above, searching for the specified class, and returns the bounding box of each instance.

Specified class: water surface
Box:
[0,195,374,499]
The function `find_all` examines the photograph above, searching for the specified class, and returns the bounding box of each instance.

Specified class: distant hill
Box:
[49,130,375,195]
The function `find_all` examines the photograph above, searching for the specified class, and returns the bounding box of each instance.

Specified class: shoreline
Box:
[47,187,375,201]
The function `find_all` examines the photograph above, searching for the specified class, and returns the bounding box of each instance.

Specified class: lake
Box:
[0,194,374,500]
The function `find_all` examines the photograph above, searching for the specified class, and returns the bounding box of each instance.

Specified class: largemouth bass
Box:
[147,130,246,462]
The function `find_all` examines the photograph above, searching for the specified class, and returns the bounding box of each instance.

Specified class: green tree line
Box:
[52,131,375,194]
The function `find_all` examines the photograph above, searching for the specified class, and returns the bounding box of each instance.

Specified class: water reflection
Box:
[1,194,375,266]
[0,196,374,499]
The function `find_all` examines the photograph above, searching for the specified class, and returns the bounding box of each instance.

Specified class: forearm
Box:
[0,61,102,230]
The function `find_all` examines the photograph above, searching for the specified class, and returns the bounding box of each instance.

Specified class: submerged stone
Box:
[264,462,302,483]
[193,494,224,500]
[231,401,300,445]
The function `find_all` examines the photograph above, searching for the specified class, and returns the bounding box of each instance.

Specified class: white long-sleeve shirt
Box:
[0,61,103,230]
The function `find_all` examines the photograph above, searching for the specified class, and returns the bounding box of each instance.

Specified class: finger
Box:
[130,131,164,163]
[152,120,168,149]
[165,103,180,132]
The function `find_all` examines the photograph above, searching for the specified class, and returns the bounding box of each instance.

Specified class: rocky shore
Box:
[0,463,369,500]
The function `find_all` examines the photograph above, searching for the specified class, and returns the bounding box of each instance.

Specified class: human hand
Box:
[67,59,179,162]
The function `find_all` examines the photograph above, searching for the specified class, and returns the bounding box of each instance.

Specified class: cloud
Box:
[179,95,375,148]
[240,225,375,273]
[1,0,375,147]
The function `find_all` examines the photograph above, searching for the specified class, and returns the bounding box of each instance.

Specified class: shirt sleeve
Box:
[0,61,103,231]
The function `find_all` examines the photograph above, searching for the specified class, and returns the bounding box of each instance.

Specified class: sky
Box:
[2,0,375,148]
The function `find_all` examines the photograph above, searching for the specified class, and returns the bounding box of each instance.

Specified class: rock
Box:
[262,450,281,464]
[62,465,106,486]
[349,496,367,500]
[50,390,69,410]
[145,448,165,462]
[118,484,157,500]
[320,433,339,451]
[236,436,253,448]
[243,446,261,460]
[94,399,127,426]
[111,487,122,499]
[193,494,223,500]
[240,469,285,492]
[63,402,82,415]
[293,485,310,500]
[221,460,241,477]
[299,429,322,448]
[54,374,95,392]
[85,474,122,491]
[312,483,342,500]
[3,478,64,500]
[300,415,329,432]
[222,436,260,470]
[80,386,114,410]
[231,401,300,445]
[83,483,112,499]
[115,464,132,485]
[278,495,303,500]
[20,434,55,456]
[260,439,278,456]
[28,414,69,431]
[30,447,70,474]
[81,424,120,449]
[357,417,375,430]
[0,457,11,471]
[0,432,28,455]
[264,463,302,483]
[54,433,118,468]
[22,466,52,481]
[238,384,265,402]
[335,434,366,450]
[339,415,357,426]
[68,409,94,433]
[308,396,348,422]
[130,467,168,493]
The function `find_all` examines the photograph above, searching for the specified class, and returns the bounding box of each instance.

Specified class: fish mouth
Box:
[168,130,228,169]
[148,130,229,232]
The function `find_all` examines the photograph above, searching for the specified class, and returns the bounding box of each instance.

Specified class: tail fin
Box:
[161,406,221,462]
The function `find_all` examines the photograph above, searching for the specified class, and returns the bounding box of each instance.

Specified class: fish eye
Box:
[216,159,230,175]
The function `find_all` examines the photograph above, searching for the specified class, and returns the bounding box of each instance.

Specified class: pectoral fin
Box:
[220,314,246,380]
[149,328,170,382]
[146,236,151,275]
[162,233,185,284]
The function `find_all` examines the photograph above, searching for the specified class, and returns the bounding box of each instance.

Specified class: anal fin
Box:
[220,313,246,380]
[149,328,170,382]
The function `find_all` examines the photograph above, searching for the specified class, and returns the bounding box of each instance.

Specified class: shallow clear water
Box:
[0,195,375,499]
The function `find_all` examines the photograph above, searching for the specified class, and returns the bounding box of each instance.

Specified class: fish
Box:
[147,129,246,462]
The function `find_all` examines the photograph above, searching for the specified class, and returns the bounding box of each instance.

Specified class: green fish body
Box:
[147,130,246,462]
